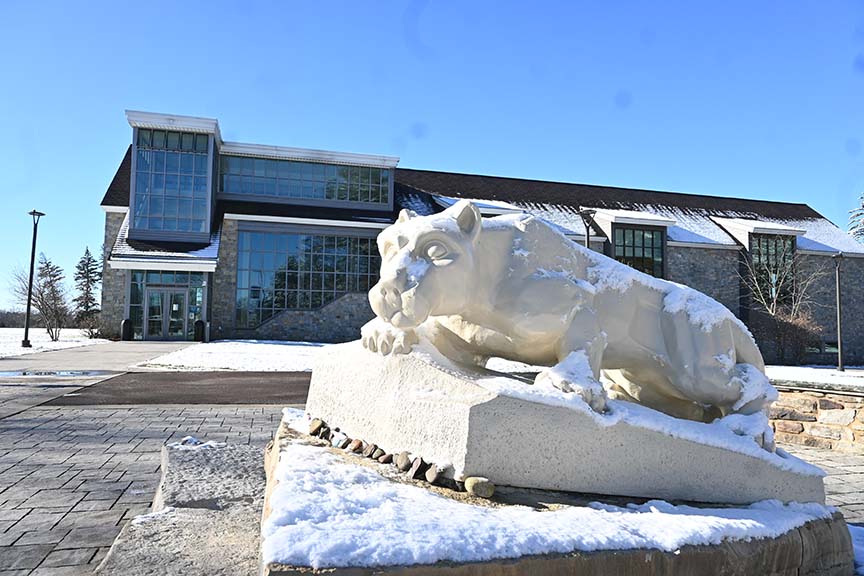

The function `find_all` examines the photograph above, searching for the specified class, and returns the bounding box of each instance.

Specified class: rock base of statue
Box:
[305,341,825,505]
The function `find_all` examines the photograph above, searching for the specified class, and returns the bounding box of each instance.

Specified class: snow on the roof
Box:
[110,214,221,261]
[767,217,864,254]
[432,194,523,214]
[588,207,677,226]
[401,190,864,254]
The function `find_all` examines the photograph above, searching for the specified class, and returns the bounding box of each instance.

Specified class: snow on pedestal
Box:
[305,341,825,505]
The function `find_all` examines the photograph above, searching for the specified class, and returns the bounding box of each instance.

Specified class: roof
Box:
[394,168,864,254]
[101,146,132,207]
[108,213,220,271]
[99,147,864,255]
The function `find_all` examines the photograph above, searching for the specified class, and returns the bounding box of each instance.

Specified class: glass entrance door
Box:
[144,289,187,340]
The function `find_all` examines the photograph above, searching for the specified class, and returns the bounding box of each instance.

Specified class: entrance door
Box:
[144,289,187,340]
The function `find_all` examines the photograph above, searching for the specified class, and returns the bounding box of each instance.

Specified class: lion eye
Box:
[425,242,448,260]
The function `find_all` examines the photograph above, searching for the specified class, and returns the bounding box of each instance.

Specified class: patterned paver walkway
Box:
[0,405,282,575]
[0,404,861,575]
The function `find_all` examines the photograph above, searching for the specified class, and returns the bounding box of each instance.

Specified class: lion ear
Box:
[450,200,482,241]
[397,209,416,224]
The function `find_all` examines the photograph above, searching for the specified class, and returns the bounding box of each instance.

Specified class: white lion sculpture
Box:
[362,200,776,429]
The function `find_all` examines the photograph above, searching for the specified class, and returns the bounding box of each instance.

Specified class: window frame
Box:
[609,223,667,279]
[129,127,214,243]
[217,154,394,212]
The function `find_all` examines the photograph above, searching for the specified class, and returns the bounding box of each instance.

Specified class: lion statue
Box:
[361,200,776,431]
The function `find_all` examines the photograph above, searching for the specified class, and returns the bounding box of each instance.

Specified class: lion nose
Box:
[380,285,402,311]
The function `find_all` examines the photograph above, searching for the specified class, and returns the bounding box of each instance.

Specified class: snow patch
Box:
[261,441,832,569]
[166,436,226,450]
[131,506,176,525]
[138,340,328,372]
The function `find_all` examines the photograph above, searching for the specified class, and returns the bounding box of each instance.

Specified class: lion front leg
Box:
[361,317,418,355]
[534,308,608,412]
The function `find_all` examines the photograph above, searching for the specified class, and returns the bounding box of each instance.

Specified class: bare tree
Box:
[11,254,70,342]
[738,237,830,364]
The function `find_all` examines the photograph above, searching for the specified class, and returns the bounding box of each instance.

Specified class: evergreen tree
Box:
[73,247,101,338]
[851,192,864,242]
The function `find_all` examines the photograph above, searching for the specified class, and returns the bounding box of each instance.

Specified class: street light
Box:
[577,208,597,250]
[21,210,45,348]
[833,252,844,372]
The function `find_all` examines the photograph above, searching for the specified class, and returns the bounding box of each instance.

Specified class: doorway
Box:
[144,289,187,340]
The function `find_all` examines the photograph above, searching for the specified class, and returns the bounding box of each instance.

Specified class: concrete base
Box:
[261,426,853,576]
[96,443,266,576]
[306,341,825,505]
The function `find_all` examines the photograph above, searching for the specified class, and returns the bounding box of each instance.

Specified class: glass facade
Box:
[133,129,210,233]
[236,230,380,329]
[220,156,391,205]
[612,226,665,278]
[129,270,205,340]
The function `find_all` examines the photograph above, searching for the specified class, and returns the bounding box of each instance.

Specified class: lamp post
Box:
[577,208,597,250]
[833,252,844,372]
[21,210,45,348]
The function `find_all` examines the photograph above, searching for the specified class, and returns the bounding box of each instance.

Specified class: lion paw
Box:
[361,318,418,356]
[535,354,607,413]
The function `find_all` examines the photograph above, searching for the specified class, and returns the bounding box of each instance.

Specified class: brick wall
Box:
[666,245,741,315]
[100,212,126,339]
[771,389,864,452]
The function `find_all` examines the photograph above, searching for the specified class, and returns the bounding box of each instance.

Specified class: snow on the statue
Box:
[261,437,833,569]
[418,343,819,477]
[137,339,328,371]
[0,327,107,359]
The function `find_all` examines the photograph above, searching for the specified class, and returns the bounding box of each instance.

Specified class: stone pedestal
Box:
[306,341,825,505]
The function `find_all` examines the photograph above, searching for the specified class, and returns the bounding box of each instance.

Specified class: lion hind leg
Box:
[535,351,607,412]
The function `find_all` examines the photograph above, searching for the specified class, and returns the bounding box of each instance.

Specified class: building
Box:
[100,111,864,364]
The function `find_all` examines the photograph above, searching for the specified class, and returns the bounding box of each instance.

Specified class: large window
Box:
[133,129,210,233]
[220,156,391,205]
[235,230,381,328]
[128,270,205,340]
[748,234,796,304]
[612,226,665,278]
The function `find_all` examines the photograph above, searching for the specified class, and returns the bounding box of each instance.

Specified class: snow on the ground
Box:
[262,421,832,569]
[0,327,107,359]
[850,524,864,575]
[766,365,864,388]
[138,339,328,371]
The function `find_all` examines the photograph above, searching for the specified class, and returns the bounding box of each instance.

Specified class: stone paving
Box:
[0,405,283,575]
[0,404,861,575]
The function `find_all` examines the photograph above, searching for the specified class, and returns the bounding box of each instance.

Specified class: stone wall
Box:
[100,211,126,339]
[209,218,239,340]
[209,218,375,343]
[666,245,741,315]
[771,389,864,452]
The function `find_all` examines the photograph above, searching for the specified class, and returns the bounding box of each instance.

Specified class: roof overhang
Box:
[712,217,805,248]
[126,110,222,143]
[101,205,128,213]
[108,258,217,272]
[220,142,399,169]
[587,207,676,240]
[223,213,391,229]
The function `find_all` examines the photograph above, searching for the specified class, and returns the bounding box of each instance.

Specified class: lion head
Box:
[369,200,482,329]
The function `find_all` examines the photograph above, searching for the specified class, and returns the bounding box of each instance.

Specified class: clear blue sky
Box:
[1,0,862,309]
